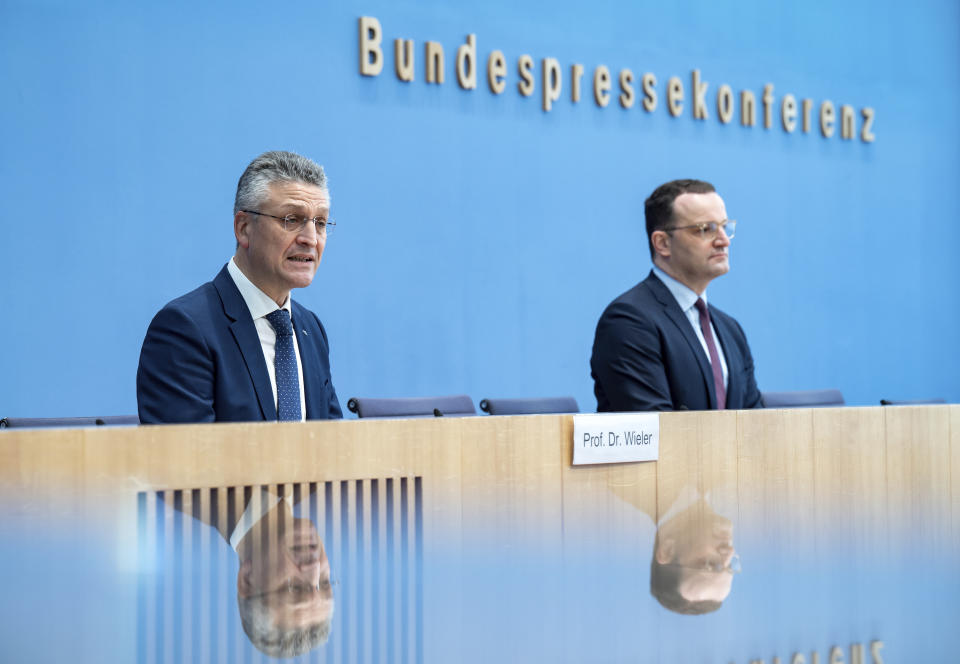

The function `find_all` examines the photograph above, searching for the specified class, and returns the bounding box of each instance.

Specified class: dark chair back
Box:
[479,397,579,415]
[0,415,140,429]
[761,389,845,409]
[346,395,476,419]
[880,398,946,406]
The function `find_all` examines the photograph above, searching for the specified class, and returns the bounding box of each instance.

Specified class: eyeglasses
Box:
[669,553,741,575]
[241,209,335,235]
[249,576,334,602]
[663,219,736,241]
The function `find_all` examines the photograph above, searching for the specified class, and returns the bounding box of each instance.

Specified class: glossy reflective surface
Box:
[1,408,958,662]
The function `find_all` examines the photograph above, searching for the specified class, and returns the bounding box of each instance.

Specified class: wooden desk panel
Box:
[1,406,958,662]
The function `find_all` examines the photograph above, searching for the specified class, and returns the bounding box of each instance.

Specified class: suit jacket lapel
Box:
[291,305,323,419]
[213,266,277,421]
[646,271,717,408]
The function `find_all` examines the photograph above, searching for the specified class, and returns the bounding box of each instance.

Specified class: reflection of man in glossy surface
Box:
[650,498,738,615]
[178,487,334,658]
[235,493,333,657]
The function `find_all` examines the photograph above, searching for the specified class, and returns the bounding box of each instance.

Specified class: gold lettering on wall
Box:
[425,41,445,83]
[763,83,775,128]
[517,54,535,96]
[802,98,814,132]
[820,100,836,137]
[619,68,635,108]
[395,39,414,81]
[457,34,477,89]
[543,57,562,111]
[829,646,845,664]
[355,17,877,142]
[861,108,876,142]
[641,73,657,111]
[594,65,611,107]
[741,90,756,126]
[869,641,884,664]
[667,76,683,116]
[358,17,384,77]
[487,50,506,94]
[782,93,797,132]
[717,84,734,123]
[692,69,708,119]
[571,64,585,102]
[840,104,855,140]
[850,643,864,664]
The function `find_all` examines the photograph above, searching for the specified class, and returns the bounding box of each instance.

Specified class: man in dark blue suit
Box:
[591,179,762,412]
[137,151,342,423]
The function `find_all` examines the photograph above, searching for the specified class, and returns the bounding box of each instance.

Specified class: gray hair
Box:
[234,150,329,215]
[238,595,333,658]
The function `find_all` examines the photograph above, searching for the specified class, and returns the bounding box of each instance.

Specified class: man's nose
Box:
[296,223,321,245]
[714,227,731,246]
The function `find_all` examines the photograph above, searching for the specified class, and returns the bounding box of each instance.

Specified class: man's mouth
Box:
[288,256,315,263]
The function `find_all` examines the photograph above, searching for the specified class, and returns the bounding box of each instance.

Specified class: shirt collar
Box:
[652,265,707,313]
[227,257,291,320]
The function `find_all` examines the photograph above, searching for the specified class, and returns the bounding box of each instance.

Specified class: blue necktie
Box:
[265,309,302,421]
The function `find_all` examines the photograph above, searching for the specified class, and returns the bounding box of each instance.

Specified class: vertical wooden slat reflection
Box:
[212,486,228,664]
[194,488,210,664]
[346,478,358,664]
[225,487,239,664]
[400,477,410,664]
[386,477,396,664]
[137,491,149,664]
[154,491,173,662]
[371,478,383,664]
[174,489,187,664]
[414,476,423,664]
[329,480,342,664]
[358,478,370,664]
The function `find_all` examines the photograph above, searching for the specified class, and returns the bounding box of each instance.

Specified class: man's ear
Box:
[237,558,254,598]
[651,230,671,259]
[655,537,676,564]
[235,211,251,249]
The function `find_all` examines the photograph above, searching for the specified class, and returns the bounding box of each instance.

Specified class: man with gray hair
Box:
[137,150,342,423]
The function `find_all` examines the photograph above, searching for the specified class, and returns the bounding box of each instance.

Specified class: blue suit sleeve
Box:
[732,318,762,409]
[592,301,675,412]
[137,305,216,424]
[313,312,343,420]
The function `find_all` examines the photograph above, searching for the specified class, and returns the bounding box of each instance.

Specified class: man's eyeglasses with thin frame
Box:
[663,219,736,241]
[667,552,741,575]
[241,209,335,235]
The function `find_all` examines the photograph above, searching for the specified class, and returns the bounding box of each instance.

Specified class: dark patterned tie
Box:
[265,309,302,421]
[694,298,726,410]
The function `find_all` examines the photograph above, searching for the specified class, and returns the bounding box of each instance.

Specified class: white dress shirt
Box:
[227,257,307,420]
[652,266,729,390]
[228,486,295,552]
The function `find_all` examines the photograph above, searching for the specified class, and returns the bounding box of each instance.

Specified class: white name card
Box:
[572,413,660,465]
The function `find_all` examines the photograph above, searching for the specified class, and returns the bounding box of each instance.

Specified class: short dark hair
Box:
[649,545,722,616]
[644,179,716,258]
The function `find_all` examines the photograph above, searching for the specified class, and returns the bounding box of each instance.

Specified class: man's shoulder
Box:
[601,272,664,315]
[149,268,233,330]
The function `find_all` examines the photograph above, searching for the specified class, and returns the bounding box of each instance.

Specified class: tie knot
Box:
[693,297,710,321]
[265,309,293,337]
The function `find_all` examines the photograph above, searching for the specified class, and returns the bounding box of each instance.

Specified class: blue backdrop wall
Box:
[1,0,958,417]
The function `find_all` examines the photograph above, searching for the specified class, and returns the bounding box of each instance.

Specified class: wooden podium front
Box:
[1,406,958,662]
